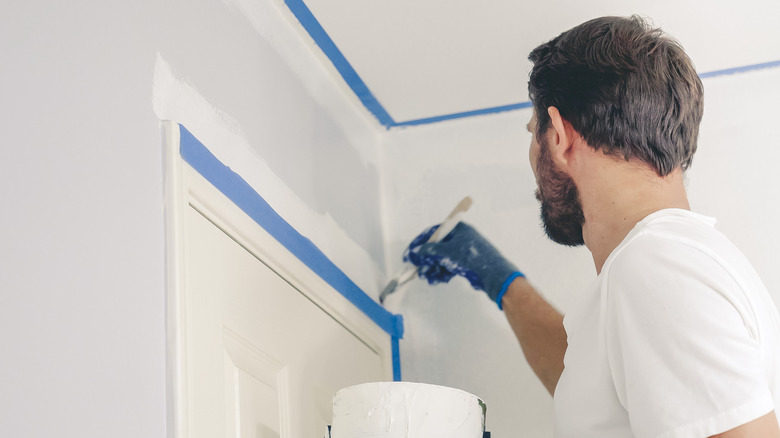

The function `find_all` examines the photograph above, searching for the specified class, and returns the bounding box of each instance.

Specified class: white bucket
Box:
[330,382,486,438]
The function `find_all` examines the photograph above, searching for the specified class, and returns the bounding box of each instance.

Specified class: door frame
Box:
[162,121,396,437]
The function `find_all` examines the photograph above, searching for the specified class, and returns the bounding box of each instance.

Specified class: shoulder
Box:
[599,216,776,437]
[605,210,738,288]
[606,225,729,290]
[603,213,748,326]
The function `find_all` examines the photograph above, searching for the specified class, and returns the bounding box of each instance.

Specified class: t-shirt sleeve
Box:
[605,235,774,438]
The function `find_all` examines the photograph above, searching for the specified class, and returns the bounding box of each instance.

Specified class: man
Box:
[404,16,780,437]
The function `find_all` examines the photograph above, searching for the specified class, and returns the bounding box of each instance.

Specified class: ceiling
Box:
[285,0,780,128]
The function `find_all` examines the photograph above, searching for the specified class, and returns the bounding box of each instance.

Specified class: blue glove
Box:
[403,222,524,310]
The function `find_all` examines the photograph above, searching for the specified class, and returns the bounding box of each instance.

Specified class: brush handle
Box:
[427,196,473,243]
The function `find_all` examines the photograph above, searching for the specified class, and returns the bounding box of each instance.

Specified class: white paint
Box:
[331,382,484,437]
[153,54,385,297]
[155,0,390,285]
[380,67,780,436]
[219,0,383,144]
[307,0,780,122]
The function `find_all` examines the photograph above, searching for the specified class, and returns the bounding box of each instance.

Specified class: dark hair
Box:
[528,16,704,176]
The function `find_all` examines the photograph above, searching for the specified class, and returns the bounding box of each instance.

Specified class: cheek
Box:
[529,138,540,178]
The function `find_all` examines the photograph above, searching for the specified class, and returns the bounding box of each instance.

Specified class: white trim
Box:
[163,121,188,438]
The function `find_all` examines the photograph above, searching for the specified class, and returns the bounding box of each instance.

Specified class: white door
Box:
[182,202,386,438]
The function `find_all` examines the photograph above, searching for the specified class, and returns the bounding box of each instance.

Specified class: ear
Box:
[547,106,576,167]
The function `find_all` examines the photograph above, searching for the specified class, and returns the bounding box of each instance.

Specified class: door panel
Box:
[183,205,384,437]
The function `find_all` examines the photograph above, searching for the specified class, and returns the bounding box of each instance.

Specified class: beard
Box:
[534,135,585,246]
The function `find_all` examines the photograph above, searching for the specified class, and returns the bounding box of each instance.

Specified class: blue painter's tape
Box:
[178,124,404,340]
[392,336,401,381]
[284,0,395,128]
[698,60,780,79]
[394,102,534,127]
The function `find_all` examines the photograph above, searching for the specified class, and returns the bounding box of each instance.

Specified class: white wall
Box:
[0,0,385,436]
[380,67,780,436]
[3,0,780,436]
[687,68,780,292]
[1,3,167,437]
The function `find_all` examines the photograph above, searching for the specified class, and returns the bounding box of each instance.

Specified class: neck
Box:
[579,161,690,274]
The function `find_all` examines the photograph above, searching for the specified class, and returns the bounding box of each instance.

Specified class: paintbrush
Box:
[379,196,473,304]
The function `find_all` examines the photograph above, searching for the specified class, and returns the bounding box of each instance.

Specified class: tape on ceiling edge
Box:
[284,0,395,128]
[698,59,780,79]
[284,0,780,128]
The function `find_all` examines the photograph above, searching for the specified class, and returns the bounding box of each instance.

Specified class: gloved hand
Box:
[403,222,524,310]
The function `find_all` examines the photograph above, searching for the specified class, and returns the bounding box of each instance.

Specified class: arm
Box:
[501,276,567,395]
[710,411,780,438]
[404,222,566,395]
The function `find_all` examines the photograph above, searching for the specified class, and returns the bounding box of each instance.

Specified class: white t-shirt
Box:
[554,209,780,438]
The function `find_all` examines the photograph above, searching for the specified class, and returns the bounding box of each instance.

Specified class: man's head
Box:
[526,16,703,246]
[528,15,704,177]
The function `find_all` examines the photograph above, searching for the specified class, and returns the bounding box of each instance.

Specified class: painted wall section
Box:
[154,0,387,294]
[380,109,590,437]
[380,67,780,436]
[0,0,386,437]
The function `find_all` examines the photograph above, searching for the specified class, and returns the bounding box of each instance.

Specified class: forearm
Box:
[501,276,567,395]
